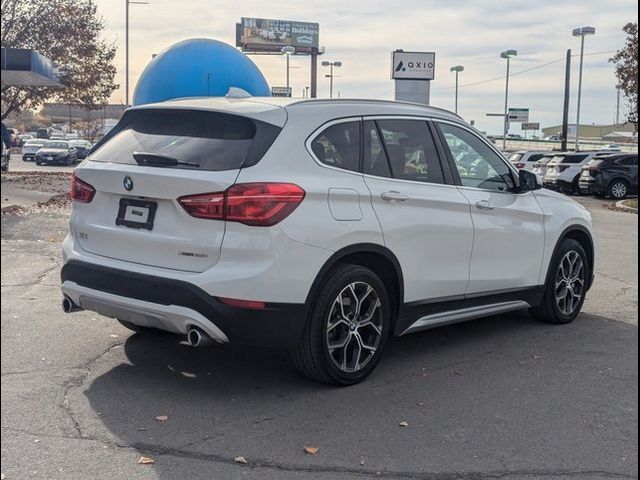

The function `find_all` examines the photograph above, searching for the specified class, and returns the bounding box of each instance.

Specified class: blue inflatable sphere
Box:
[132,38,270,106]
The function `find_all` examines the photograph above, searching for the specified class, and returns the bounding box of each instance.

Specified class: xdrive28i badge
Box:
[123,176,134,191]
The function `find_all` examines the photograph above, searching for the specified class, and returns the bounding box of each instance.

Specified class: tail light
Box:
[178,182,305,226]
[71,173,95,203]
[515,163,526,169]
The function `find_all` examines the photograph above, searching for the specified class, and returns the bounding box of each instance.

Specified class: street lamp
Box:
[321,61,342,98]
[500,49,517,151]
[281,46,296,95]
[125,0,149,106]
[450,65,464,114]
[572,26,596,151]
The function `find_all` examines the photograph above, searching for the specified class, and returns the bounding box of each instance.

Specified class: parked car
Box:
[35,140,78,166]
[543,152,595,194]
[17,133,34,146]
[21,139,48,161]
[508,151,550,171]
[532,154,555,179]
[599,144,623,152]
[579,153,638,199]
[60,97,597,385]
[69,139,93,160]
[1,141,9,172]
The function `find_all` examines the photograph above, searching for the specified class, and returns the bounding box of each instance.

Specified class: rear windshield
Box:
[90,109,281,171]
[45,142,69,149]
[554,154,589,164]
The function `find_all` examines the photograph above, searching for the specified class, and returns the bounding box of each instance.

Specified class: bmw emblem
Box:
[123,176,134,191]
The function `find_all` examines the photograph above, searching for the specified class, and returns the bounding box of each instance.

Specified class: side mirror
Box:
[517,169,542,192]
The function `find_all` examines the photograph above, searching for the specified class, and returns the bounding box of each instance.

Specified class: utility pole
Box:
[500,50,517,151]
[572,26,596,151]
[125,0,149,106]
[561,49,572,152]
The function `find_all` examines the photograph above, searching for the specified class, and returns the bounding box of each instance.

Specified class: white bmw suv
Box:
[61,96,597,385]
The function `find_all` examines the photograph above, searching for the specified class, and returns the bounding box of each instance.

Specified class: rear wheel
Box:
[291,264,391,385]
[608,179,629,200]
[530,239,588,324]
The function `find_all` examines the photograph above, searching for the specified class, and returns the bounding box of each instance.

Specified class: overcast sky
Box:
[95,0,637,134]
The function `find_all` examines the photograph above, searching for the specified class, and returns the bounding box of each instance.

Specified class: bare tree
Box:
[611,22,639,131]
[1,0,118,120]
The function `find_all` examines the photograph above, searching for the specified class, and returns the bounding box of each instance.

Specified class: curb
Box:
[616,200,638,214]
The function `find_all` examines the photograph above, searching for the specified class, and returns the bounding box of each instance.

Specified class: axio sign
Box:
[391,51,436,80]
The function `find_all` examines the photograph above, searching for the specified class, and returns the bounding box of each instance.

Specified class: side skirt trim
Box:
[400,300,531,336]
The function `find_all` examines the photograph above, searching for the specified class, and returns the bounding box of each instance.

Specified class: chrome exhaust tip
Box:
[62,296,82,313]
[187,327,213,347]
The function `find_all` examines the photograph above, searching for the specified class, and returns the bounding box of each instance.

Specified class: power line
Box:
[433,50,616,92]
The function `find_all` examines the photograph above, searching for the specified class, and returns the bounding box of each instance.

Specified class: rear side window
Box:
[528,154,545,163]
[560,155,589,164]
[375,119,444,184]
[363,120,391,178]
[90,109,281,171]
[310,121,360,172]
[509,153,524,162]
[618,156,638,166]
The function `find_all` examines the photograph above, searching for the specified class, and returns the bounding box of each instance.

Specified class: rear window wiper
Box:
[133,152,200,168]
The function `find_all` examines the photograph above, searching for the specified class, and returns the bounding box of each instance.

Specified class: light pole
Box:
[450,65,464,114]
[125,0,149,106]
[281,46,296,95]
[321,61,342,98]
[500,49,517,151]
[572,26,596,151]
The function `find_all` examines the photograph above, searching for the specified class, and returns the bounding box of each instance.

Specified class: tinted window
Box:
[363,120,391,178]
[91,109,281,171]
[528,154,545,163]
[559,155,589,164]
[311,121,360,172]
[509,153,524,162]
[618,156,638,166]
[46,142,69,149]
[376,120,444,184]
[438,123,512,191]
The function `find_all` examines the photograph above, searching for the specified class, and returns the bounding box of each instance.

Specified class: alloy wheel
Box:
[611,182,627,199]
[326,281,383,373]
[555,251,585,316]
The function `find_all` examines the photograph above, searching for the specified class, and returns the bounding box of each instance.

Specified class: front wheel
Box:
[291,264,392,385]
[530,239,588,324]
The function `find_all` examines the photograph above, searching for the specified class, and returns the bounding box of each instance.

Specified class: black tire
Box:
[608,179,629,200]
[291,264,392,386]
[35,160,42,166]
[530,239,588,324]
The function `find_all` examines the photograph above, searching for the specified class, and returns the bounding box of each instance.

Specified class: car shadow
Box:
[82,311,638,479]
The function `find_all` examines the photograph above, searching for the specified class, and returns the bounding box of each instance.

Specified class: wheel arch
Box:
[305,243,404,326]
[548,225,595,291]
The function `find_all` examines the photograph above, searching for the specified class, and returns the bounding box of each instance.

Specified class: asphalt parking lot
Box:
[1,189,637,479]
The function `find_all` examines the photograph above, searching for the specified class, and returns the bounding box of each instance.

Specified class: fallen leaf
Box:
[154,415,169,422]
[138,456,154,465]
[399,421,409,427]
[304,446,320,454]
[234,456,248,464]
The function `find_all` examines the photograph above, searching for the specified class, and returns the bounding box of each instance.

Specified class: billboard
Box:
[521,122,540,131]
[508,108,530,123]
[391,51,435,80]
[271,86,292,97]
[238,17,319,52]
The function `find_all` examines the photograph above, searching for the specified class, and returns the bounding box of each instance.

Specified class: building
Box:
[40,103,126,124]
[542,122,637,142]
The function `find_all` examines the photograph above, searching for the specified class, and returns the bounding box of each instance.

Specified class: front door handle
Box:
[475,200,494,211]
[381,191,409,202]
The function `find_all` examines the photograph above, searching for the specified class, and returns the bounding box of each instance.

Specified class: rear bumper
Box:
[61,260,308,348]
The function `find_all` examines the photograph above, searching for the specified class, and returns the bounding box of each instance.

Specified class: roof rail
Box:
[286,98,463,120]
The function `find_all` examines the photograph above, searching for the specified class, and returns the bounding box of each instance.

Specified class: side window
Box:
[375,119,444,184]
[619,156,638,166]
[363,120,391,178]
[310,121,360,172]
[437,123,512,192]
[529,154,544,163]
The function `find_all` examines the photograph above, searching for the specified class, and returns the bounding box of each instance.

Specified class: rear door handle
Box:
[381,191,409,202]
[475,200,494,211]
